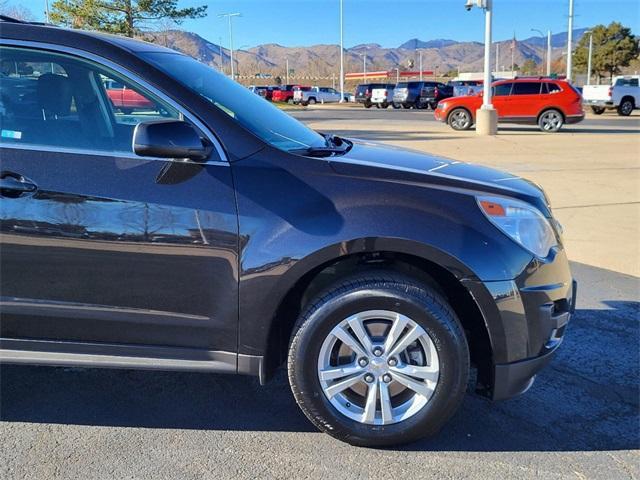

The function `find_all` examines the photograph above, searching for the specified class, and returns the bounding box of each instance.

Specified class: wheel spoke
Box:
[379,381,393,423]
[390,364,439,384]
[347,314,374,353]
[324,372,364,399]
[319,363,361,382]
[362,379,378,423]
[387,324,422,358]
[392,371,435,398]
[333,324,368,358]
[383,313,409,353]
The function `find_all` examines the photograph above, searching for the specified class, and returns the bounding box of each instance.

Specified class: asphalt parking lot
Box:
[1,108,639,479]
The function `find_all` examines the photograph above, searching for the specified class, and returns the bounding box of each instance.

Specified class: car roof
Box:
[0,21,176,55]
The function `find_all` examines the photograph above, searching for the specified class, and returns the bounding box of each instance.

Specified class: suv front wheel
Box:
[287,272,469,447]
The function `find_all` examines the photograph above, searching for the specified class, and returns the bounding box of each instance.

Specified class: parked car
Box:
[248,85,275,101]
[354,83,387,108]
[105,79,155,114]
[435,78,585,132]
[271,84,304,103]
[370,83,396,108]
[582,75,639,116]
[1,19,576,447]
[392,81,452,110]
[293,86,342,105]
[420,82,454,110]
[450,80,484,97]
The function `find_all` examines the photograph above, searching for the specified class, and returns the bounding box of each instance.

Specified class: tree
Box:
[50,0,207,38]
[573,22,639,81]
[0,0,34,20]
[521,59,539,75]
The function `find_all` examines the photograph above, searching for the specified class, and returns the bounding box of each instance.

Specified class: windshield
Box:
[141,52,327,152]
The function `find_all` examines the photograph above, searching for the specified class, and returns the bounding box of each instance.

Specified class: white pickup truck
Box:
[370,84,396,108]
[293,86,343,106]
[582,75,639,116]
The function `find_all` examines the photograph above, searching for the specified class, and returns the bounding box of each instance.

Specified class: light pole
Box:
[219,12,241,81]
[339,0,345,102]
[531,29,546,75]
[286,58,289,85]
[418,49,423,81]
[44,0,50,22]
[360,52,367,83]
[495,42,499,73]
[586,30,593,85]
[465,0,496,135]
[546,30,552,76]
[566,0,574,81]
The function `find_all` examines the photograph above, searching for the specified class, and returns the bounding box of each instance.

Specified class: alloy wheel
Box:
[450,110,471,130]
[317,310,439,426]
[540,110,563,131]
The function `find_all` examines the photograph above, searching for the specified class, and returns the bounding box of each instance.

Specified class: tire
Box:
[447,108,472,131]
[375,103,381,109]
[301,101,309,107]
[392,103,401,109]
[617,98,634,116]
[287,98,294,105]
[308,98,317,105]
[429,102,438,110]
[538,109,564,132]
[381,102,389,109]
[415,100,425,110]
[288,272,469,447]
[591,106,605,115]
[402,103,411,109]
[364,102,372,109]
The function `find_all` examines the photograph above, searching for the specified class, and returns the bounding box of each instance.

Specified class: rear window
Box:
[407,82,423,88]
[396,82,409,88]
[512,82,542,95]
[295,86,311,91]
[614,78,639,87]
[545,82,562,94]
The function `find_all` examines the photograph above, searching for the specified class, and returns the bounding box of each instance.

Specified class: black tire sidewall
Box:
[289,283,469,447]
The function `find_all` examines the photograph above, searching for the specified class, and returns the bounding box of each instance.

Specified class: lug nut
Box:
[387,358,397,367]
[372,347,384,357]
[382,374,392,383]
[358,358,369,367]
[364,374,375,383]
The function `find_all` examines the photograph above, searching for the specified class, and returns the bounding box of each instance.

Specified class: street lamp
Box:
[566,0,574,81]
[360,52,367,83]
[531,29,549,76]
[219,12,241,81]
[465,0,496,135]
[339,0,345,102]
[418,48,424,81]
[586,30,593,85]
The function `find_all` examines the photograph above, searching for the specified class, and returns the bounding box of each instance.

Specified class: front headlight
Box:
[477,195,558,258]
[438,102,447,110]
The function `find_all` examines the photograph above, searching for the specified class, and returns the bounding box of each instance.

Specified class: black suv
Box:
[393,81,453,109]
[0,21,576,447]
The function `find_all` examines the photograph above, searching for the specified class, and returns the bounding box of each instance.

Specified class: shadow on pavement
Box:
[1,262,638,452]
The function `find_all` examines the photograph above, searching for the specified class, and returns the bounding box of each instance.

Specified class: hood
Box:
[328,139,552,216]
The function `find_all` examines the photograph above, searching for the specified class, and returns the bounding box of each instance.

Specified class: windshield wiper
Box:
[289,145,348,157]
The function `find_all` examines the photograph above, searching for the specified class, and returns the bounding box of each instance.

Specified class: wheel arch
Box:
[536,106,566,123]
[620,95,635,107]
[259,238,497,390]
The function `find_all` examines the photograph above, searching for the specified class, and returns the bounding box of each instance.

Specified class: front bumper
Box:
[464,247,576,400]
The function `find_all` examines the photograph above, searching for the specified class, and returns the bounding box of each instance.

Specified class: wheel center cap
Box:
[369,358,387,375]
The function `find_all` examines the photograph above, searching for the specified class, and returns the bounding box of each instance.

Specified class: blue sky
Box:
[15,0,640,48]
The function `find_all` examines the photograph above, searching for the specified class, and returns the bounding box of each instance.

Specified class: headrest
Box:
[37,73,72,117]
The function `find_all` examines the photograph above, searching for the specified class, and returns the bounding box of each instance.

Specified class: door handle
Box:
[0,173,38,197]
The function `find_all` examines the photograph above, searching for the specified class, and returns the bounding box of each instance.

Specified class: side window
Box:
[512,82,542,95]
[0,46,182,154]
[493,83,513,96]
[546,83,562,94]
[629,79,639,87]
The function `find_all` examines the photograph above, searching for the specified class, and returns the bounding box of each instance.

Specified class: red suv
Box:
[434,78,584,132]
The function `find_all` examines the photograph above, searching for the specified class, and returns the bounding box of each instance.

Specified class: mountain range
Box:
[146,28,589,80]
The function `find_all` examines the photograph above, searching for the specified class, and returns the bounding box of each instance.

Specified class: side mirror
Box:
[133,120,211,161]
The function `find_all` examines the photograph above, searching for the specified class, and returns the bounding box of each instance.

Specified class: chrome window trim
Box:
[0,39,228,165]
